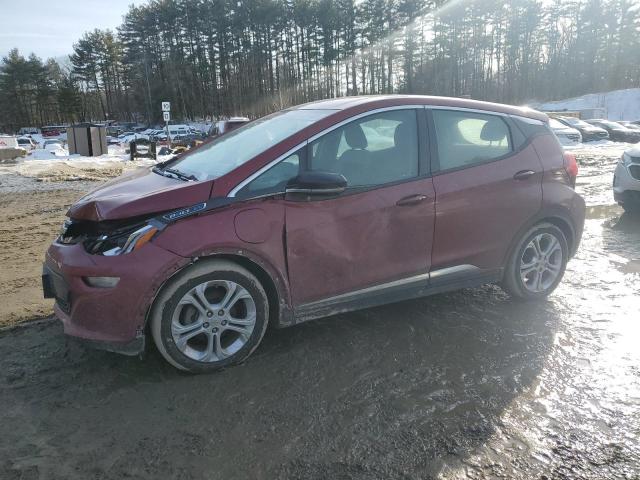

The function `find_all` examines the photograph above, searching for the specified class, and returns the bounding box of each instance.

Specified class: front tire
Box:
[150,260,269,373]
[502,223,568,300]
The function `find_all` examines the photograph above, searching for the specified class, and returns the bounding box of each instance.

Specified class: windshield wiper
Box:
[164,168,198,181]
[152,166,197,182]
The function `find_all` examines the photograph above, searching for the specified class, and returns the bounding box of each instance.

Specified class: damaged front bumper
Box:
[42,240,185,355]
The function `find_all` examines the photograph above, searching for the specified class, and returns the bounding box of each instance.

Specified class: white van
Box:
[167,124,190,139]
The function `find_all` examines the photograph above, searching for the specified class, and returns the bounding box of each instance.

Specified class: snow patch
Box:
[534,88,640,121]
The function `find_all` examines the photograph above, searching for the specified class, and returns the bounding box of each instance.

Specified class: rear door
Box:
[428,108,543,279]
[284,108,436,306]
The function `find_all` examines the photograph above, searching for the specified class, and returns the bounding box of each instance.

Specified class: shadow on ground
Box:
[1,286,559,479]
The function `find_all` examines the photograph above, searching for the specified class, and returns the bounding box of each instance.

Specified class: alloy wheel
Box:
[520,232,564,293]
[171,280,256,362]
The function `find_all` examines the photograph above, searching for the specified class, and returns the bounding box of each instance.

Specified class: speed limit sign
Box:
[161,101,170,112]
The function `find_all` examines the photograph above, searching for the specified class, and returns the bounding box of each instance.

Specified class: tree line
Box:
[1,0,639,131]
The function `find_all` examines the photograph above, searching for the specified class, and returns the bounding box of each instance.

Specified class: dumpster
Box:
[67,123,107,157]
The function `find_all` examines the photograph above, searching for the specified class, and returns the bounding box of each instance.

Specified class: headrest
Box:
[394,122,412,147]
[480,118,507,142]
[344,124,367,149]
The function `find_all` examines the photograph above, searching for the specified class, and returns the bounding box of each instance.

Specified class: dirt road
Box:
[1,146,639,479]
[0,160,131,328]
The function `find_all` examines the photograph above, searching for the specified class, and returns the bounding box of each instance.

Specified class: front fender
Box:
[151,204,293,326]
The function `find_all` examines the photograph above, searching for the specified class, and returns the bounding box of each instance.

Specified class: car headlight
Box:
[79,223,159,256]
[102,224,159,256]
[622,153,632,167]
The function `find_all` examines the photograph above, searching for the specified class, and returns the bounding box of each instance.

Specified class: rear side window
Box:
[432,110,512,171]
[309,109,419,188]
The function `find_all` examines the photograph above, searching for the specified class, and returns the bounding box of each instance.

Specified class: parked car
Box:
[18,127,40,135]
[107,126,123,137]
[41,126,65,137]
[585,119,640,143]
[43,96,585,373]
[548,118,582,145]
[149,131,169,143]
[16,136,37,151]
[618,121,640,132]
[556,116,609,142]
[613,144,640,211]
[42,139,63,150]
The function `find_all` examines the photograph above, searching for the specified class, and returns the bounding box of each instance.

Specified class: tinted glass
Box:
[236,152,300,198]
[171,109,333,181]
[433,110,512,171]
[309,109,419,187]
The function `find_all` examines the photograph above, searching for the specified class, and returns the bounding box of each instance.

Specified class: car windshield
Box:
[171,109,334,181]
[563,117,590,127]
[600,120,624,128]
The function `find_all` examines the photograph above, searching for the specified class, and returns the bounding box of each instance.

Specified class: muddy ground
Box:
[1,146,639,479]
[0,160,135,327]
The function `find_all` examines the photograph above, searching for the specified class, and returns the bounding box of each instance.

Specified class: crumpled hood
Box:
[67,167,213,221]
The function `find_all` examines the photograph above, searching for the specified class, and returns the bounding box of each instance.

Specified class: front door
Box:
[285,108,436,306]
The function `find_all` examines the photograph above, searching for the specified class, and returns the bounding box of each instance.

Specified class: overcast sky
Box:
[0,0,146,61]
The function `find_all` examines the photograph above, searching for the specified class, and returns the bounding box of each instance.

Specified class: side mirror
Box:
[285,171,347,197]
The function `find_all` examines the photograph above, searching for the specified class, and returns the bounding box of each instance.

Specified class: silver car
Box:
[613,145,640,211]
[549,118,582,145]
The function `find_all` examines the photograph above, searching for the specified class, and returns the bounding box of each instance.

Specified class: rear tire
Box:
[502,223,568,300]
[150,260,269,373]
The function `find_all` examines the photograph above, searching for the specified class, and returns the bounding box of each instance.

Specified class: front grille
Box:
[598,132,608,138]
[567,134,581,141]
[629,164,640,181]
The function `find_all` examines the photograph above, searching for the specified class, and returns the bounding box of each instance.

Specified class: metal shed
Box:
[67,123,108,157]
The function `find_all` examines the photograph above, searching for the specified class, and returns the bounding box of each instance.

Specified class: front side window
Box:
[432,110,512,171]
[236,152,300,198]
[309,109,419,187]
[171,109,333,181]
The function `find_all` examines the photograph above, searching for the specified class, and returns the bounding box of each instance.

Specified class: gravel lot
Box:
[1,144,639,479]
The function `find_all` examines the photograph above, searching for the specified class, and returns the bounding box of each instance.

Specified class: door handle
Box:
[513,170,536,181]
[396,194,429,206]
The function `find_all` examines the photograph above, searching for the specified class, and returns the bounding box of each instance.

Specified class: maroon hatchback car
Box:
[43,96,585,372]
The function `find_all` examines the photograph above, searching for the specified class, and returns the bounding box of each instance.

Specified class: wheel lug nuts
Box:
[212,327,218,333]
[221,320,227,326]
[207,311,213,317]
[203,322,209,328]
[218,310,225,316]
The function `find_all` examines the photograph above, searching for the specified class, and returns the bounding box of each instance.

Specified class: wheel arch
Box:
[503,207,578,271]
[144,249,294,332]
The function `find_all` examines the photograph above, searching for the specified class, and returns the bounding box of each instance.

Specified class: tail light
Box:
[563,152,578,187]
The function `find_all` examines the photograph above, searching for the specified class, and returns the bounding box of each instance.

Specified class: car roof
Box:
[292,95,547,122]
